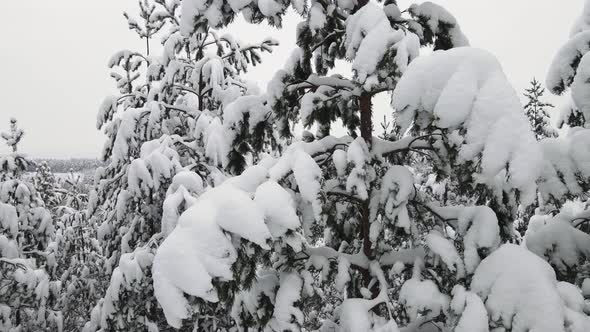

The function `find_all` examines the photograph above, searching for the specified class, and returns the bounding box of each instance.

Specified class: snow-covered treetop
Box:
[523,78,558,140]
[1,118,29,180]
[1,118,24,153]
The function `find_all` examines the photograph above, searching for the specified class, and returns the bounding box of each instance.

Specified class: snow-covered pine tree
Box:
[524,78,558,140]
[55,168,89,211]
[34,161,59,210]
[0,119,63,331]
[83,0,278,330]
[49,170,99,331]
[514,78,558,234]
[150,1,590,331]
[1,118,23,154]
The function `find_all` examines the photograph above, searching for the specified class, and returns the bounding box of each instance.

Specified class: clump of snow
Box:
[332,149,347,177]
[450,285,488,332]
[546,30,590,95]
[269,142,323,220]
[269,273,303,330]
[430,204,501,274]
[538,128,590,200]
[258,0,286,17]
[308,3,327,34]
[254,180,300,238]
[557,282,585,313]
[231,271,279,326]
[0,202,18,238]
[400,273,450,322]
[344,2,408,83]
[379,165,414,232]
[408,2,469,47]
[346,137,370,200]
[571,0,590,36]
[153,181,279,327]
[426,231,465,278]
[471,244,567,332]
[571,52,590,125]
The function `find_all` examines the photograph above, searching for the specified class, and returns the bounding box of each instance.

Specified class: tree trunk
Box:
[359,92,376,293]
[359,93,373,259]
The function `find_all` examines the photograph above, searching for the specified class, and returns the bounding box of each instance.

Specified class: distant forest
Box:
[27,158,104,173]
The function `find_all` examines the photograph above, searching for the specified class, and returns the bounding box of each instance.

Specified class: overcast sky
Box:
[0,0,582,158]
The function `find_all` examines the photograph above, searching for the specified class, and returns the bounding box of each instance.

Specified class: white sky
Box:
[0,0,582,158]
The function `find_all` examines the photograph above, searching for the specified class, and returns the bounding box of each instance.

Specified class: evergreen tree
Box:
[0,119,63,331]
[1,118,23,154]
[83,0,277,330]
[34,161,59,210]
[523,78,558,140]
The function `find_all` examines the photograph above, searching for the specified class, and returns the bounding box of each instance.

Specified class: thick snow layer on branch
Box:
[471,244,567,332]
[400,275,450,322]
[379,165,414,231]
[571,0,590,36]
[270,273,303,330]
[180,0,225,34]
[100,248,153,329]
[269,142,323,219]
[254,181,300,237]
[429,204,501,274]
[546,31,590,95]
[450,286,488,332]
[112,108,143,165]
[525,216,590,273]
[308,3,327,34]
[224,95,269,145]
[457,206,501,273]
[393,47,542,204]
[345,2,407,82]
[153,182,275,327]
[426,231,465,278]
[199,185,272,248]
[408,2,469,47]
[538,128,590,200]
[346,137,370,200]
[0,202,18,238]
[204,117,229,167]
[571,52,590,124]
[231,271,279,326]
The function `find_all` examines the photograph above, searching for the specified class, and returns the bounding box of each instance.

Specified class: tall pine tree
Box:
[150,0,590,331]
[83,0,278,330]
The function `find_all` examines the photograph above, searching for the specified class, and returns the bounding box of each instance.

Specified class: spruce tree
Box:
[523,78,558,140]
[34,161,59,210]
